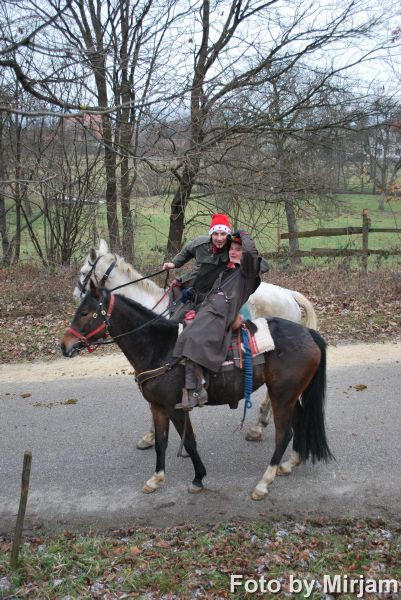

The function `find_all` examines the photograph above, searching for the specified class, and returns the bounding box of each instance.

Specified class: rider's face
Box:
[229,241,242,264]
[211,231,229,248]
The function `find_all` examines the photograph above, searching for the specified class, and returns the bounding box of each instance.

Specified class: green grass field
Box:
[7,193,401,268]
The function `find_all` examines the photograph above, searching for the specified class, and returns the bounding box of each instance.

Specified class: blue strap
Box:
[240,327,253,425]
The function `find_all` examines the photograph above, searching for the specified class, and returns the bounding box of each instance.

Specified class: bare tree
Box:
[162,0,388,254]
[363,99,401,209]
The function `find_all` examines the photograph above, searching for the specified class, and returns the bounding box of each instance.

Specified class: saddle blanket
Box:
[221,317,275,370]
[246,317,275,355]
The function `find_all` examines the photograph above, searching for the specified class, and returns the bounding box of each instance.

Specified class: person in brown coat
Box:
[174,230,262,410]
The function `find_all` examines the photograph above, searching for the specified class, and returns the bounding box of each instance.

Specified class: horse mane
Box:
[112,254,163,295]
[116,292,178,333]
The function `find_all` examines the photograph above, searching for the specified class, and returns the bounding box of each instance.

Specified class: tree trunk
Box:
[284,196,301,267]
[13,116,22,263]
[102,116,120,252]
[167,161,198,255]
[0,119,11,265]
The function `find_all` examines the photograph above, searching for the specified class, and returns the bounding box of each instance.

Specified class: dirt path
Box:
[1,341,400,383]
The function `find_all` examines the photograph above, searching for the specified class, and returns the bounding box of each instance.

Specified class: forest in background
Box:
[1,0,401,267]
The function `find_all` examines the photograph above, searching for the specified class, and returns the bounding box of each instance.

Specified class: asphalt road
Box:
[1,344,400,533]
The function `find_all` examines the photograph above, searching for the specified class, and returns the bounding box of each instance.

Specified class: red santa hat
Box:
[209,213,231,236]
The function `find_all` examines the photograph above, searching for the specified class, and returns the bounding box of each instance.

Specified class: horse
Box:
[61,285,332,499]
[73,240,318,447]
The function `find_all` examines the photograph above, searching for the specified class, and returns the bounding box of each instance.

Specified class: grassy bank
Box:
[1,518,400,599]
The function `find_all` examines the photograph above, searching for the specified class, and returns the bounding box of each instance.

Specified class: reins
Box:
[109,268,168,293]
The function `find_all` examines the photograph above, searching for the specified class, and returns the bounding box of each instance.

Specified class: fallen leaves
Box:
[1,518,399,599]
[354,384,368,391]
[1,266,401,363]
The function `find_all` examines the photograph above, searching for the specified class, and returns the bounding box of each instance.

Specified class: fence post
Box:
[10,451,32,569]
[276,224,281,253]
[362,209,370,274]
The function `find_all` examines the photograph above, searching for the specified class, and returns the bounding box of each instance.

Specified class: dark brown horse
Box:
[61,284,333,500]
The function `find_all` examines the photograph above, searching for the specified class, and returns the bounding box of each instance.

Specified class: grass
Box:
[7,193,401,268]
[0,519,400,598]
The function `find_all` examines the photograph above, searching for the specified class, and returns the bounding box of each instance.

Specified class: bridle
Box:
[66,292,116,353]
[67,289,172,354]
[77,255,117,297]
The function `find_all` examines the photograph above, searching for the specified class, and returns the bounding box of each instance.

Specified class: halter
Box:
[67,293,116,353]
[77,256,117,297]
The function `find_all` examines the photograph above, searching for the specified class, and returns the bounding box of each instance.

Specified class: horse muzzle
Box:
[60,338,83,358]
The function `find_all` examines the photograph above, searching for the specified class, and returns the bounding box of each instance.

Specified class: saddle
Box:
[223,319,274,370]
[203,319,275,409]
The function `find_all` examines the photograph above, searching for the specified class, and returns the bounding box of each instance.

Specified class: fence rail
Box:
[266,209,401,272]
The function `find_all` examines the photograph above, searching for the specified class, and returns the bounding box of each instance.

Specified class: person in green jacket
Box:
[163,213,233,321]
[163,214,269,322]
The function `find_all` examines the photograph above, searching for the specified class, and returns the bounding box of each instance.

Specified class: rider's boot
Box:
[175,359,208,411]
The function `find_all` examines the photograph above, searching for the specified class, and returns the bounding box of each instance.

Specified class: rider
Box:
[173,230,262,410]
[163,213,232,321]
[163,214,268,322]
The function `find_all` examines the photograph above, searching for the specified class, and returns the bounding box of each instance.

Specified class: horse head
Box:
[62,283,113,357]
[74,240,117,300]
[74,241,167,313]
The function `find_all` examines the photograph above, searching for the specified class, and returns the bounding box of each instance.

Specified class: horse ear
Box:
[89,247,97,262]
[99,238,109,254]
[90,279,100,298]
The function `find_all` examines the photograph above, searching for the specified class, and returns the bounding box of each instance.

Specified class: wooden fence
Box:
[266,209,401,272]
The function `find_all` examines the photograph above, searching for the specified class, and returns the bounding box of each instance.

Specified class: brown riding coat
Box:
[173,233,261,372]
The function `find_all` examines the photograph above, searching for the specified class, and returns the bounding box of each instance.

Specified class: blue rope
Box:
[240,327,253,425]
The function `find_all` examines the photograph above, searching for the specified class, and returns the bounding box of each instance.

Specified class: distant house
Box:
[64,113,103,141]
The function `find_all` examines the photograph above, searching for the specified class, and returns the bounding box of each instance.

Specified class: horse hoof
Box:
[143,484,157,494]
[188,482,203,494]
[277,464,292,476]
[245,428,262,442]
[137,440,155,450]
[136,433,155,449]
[251,488,266,501]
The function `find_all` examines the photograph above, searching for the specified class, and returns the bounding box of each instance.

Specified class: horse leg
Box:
[251,423,293,500]
[277,401,302,475]
[245,388,272,442]
[170,411,207,494]
[136,414,155,449]
[251,387,296,500]
[251,350,322,499]
[143,405,169,493]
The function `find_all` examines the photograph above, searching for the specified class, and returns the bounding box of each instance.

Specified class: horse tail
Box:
[297,329,334,463]
[292,291,318,329]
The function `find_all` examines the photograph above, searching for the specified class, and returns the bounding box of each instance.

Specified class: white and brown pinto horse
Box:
[74,240,318,447]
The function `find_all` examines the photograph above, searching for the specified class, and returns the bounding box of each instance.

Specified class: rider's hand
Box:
[163,261,175,270]
[231,314,244,331]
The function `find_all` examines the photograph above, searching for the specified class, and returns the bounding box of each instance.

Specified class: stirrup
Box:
[175,388,208,411]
